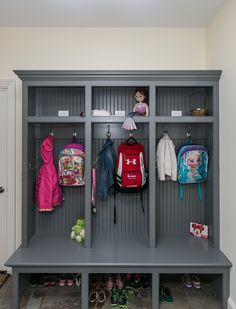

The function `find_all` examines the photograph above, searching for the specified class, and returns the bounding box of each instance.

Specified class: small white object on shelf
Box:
[115,110,126,116]
[91,109,111,116]
[58,110,69,117]
[171,110,182,116]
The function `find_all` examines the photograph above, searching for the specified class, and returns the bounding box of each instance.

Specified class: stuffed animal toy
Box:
[133,87,149,116]
[70,217,85,243]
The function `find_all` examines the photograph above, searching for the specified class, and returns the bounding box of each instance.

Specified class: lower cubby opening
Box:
[89,273,152,309]
[159,274,222,309]
[19,273,81,308]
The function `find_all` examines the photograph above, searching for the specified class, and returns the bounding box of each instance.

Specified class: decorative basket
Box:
[189,92,208,116]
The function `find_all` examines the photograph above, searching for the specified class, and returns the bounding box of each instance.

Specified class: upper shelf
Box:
[27,116,86,123]
[155,116,214,123]
[27,116,214,124]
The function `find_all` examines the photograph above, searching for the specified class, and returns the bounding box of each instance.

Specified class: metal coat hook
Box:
[129,130,134,137]
[106,125,111,139]
[72,129,78,143]
[187,124,192,138]
[49,130,54,136]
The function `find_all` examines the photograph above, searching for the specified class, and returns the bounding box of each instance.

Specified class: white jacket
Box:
[156,133,177,181]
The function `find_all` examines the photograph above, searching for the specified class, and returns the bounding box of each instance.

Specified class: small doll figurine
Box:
[133,87,149,116]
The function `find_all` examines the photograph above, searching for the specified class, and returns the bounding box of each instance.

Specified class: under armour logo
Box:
[126,159,136,165]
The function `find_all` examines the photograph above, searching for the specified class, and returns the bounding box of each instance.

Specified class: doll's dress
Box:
[134,102,146,115]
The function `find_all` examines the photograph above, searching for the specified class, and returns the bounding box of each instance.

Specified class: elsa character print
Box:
[187,150,201,182]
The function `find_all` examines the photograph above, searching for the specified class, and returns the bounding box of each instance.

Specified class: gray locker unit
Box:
[6,70,232,309]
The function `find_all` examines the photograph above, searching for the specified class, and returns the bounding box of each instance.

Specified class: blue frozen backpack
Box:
[177,136,208,201]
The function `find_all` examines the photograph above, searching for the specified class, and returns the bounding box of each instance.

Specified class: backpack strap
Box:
[179,184,184,200]
[91,168,97,214]
[186,136,192,145]
[198,183,203,203]
[114,188,117,224]
[140,191,145,213]
[180,183,203,202]
[179,135,192,201]
[113,189,144,224]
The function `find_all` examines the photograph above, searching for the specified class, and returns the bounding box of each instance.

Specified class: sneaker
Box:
[182,274,192,288]
[75,274,81,288]
[123,273,132,284]
[159,286,166,303]
[163,287,173,303]
[116,274,124,289]
[191,274,201,289]
[111,287,119,307]
[97,289,107,305]
[66,274,75,286]
[58,274,66,287]
[107,275,114,290]
[118,289,128,308]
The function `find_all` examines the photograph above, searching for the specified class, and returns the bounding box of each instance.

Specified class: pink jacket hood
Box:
[36,135,63,212]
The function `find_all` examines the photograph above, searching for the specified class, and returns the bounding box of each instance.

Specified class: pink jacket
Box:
[36,135,63,212]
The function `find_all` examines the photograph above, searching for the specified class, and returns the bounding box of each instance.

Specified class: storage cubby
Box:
[91,123,149,247]
[156,123,214,244]
[28,86,85,116]
[159,274,222,308]
[6,71,231,309]
[156,87,213,116]
[92,86,149,116]
[19,273,81,308]
[89,273,152,309]
[27,123,85,240]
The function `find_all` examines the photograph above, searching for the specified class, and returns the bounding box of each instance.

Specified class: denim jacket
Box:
[97,138,116,199]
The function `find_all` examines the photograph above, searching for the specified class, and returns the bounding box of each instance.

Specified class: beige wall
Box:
[206,0,236,304]
[0,27,206,247]
[0,27,205,75]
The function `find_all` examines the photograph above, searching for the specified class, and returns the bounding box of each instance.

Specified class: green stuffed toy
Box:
[70,217,85,243]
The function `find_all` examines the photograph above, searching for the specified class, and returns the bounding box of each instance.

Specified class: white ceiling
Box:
[0,0,227,27]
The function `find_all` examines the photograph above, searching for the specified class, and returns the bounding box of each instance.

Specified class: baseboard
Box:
[229,298,236,309]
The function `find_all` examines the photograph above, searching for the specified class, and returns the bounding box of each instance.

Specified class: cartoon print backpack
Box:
[115,140,147,192]
[59,143,85,186]
[177,136,208,201]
